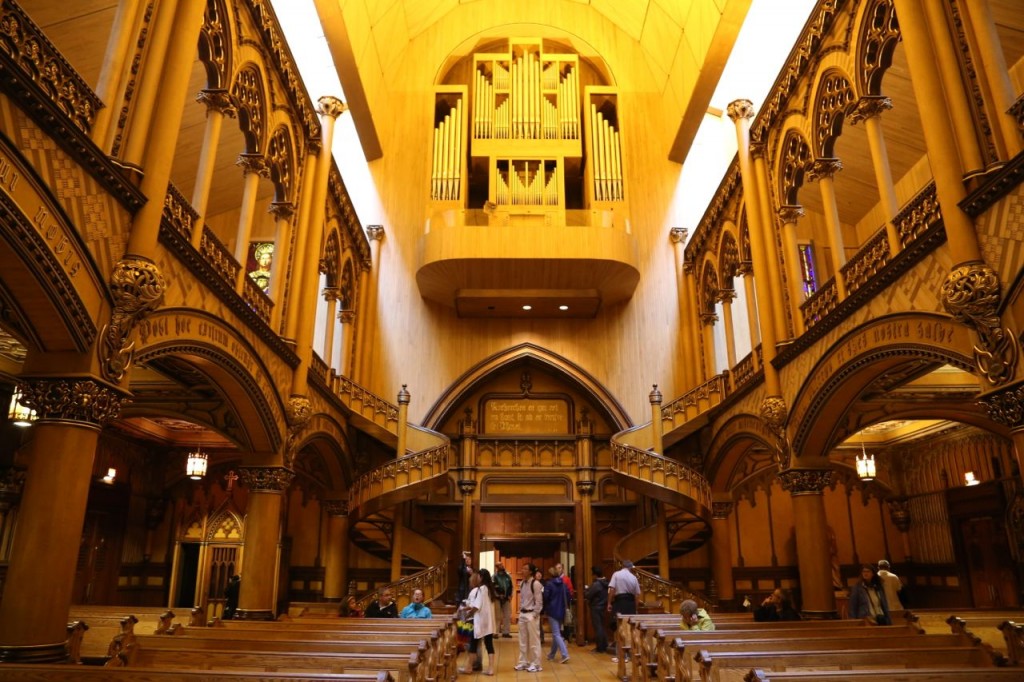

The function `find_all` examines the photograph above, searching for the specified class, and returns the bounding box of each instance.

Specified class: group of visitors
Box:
[340,587,433,619]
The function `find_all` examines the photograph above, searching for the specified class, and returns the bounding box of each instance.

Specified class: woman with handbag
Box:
[460,568,497,675]
[848,564,891,625]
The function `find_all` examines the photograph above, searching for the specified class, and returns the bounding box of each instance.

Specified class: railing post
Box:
[396,385,410,456]
[649,384,663,456]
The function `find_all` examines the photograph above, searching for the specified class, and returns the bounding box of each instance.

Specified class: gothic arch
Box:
[296,411,352,490]
[266,125,296,204]
[812,68,858,158]
[699,259,720,317]
[421,342,631,431]
[198,0,234,90]
[777,129,812,206]
[857,0,900,96]
[789,313,978,463]
[705,413,777,492]
[323,229,341,288]
[231,63,268,153]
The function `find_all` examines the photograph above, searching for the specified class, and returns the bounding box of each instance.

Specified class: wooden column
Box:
[738,262,760,370]
[683,258,705,382]
[575,411,595,645]
[339,310,356,376]
[709,499,735,606]
[190,89,237,248]
[268,201,296,327]
[807,158,848,300]
[0,379,125,662]
[354,227,385,383]
[91,0,146,148]
[649,385,663,456]
[777,206,807,335]
[396,385,410,457]
[963,0,1023,157]
[750,144,789,341]
[233,154,270,293]
[322,288,340,369]
[670,228,696,390]
[719,290,738,372]
[700,312,718,379]
[458,413,477,556]
[656,502,670,581]
[236,467,294,620]
[284,150,321,341]
[390,515,404,583]
[119,0,177,165]
[850,97,902,256]
[779,469,836,618]
[322,500,349,601]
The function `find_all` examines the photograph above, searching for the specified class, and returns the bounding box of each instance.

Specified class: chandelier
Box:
[187,446,208,480]
[7,389,36,427]
[855,442,876,482]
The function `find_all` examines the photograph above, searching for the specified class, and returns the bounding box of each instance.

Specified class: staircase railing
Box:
[355,559,450,612]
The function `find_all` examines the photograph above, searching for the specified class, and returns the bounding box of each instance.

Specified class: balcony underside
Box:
[417,221,640,318]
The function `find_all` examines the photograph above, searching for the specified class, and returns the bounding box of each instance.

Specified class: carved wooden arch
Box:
[339,257,357,311]
[198,0,234,89]
[705,413,777,492]
[133,310,286,455]
[207,509,244,541]
[266,125,296,204]
[295,411,352,490]
[789,312,978,464]
[857,0,900,96]
[777,129,812,206]
[699,258,720,316]
[718,229,740,288]
[813,68,857,158]
[230,63,268,153]
[322,229,341,288]
[421,342,632,431]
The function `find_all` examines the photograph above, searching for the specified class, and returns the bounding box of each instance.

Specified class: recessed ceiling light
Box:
[522,305,532,311]
[559,305,569,311]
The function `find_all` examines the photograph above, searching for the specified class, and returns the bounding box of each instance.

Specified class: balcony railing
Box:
[895,181,941,248]
[732,351,756,391]
[840,227,891,297]
[609,441,712,511]
[801,278,838,330]
[242,277,272,325]
[163,184,198,241]
[660,374,727,429]
[334,375,400,426]
[348,441,451,517]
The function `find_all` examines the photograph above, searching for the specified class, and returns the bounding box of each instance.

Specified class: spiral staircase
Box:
[332,373,728,613]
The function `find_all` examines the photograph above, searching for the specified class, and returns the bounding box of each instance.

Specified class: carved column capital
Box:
[339,309,356,324]
[366,225,385,242]
[736,261,753,276]
[576,479,596,496]
[322,287,340,303]
[979,383,1024,428]
[848,96,893,125]
[669,227,689,244]
[17,378,128,427]
[726,99,755,122]
[323,499,349,517]
[760,395,792,469]
[195,88,237,117]
[712,501,734,520]
[716,289,737,304]
[306,136,322,156]
[99,256,166,383]
[778,205,805,223]
[887,497,910,532]
[239,467,295,493]
[941,262,1017,385]
[699,311,719,326]
[807,158,843,181]
[749,141,766,159]
[317,96,348,119]
[236,153,270,178]
[777,468,833,495]
[268,201,295,221]
[458,479,477,496]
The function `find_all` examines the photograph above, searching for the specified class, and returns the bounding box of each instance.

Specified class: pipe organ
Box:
[430,39,624,225]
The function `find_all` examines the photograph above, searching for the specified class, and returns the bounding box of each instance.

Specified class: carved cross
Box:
[224,470,239,492]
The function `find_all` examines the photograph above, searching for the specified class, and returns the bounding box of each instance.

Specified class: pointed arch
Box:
[705,413,777,492]
[777,129,812,206]
[857,0,900,96]
[813,68,857,158]
[198,0,234,89]
[422,343,631,431]
[266,125,296,204]
[231,63,268,153]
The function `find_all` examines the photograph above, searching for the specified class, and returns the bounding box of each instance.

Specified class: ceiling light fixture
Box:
[522,305,532,311]
[187,445,209,480]
[7,389,36,427]
[855,442,875,482]
[559,305,569,311]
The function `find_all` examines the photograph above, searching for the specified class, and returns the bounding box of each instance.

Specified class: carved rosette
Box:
[98,257,166,383]
[239,467,295,493]
[17,379,128,427]
[283,396,313,468]
[777,468,833,495]
[759,395,793,469]
[669,227,688,245]
[941,263,1017,385]
[980,383,1024,429]
[236,153,270,178]
[322,499,348,517]
[195,88,237,117]
[317,96,348,119]
[807,158,843,181]
[726,99,755,122]
[712,501,734,520]
[887,498,910,533]
[848,96,892,125]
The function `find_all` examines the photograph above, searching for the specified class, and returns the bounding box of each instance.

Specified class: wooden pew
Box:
[945,613,1024,663]
[68,606,186,663]
[744,669,1024,681]
[0,666,395,682]
[694,645,995,682]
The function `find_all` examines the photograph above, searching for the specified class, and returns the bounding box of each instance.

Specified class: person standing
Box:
[493,562,514,638]
[877,560,904,612]
[456,551,473,605]
[544,566,571,664]
[365,587,399,618]
[223,574,240,620]
[584,566,609,653]
[461,569,497,676]
[400,589,433,618]
[606,560,640,663]
[514,563,544,673]
[848,564,890,625]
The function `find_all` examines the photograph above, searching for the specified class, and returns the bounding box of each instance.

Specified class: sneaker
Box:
[546,655,554,661]
[561,656,570,664]
[611,658,618,663]
[514,664,527,671]
[526,665,542,673]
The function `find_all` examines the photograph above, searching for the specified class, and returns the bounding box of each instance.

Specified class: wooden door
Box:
[72,509,124,604]
[204,544,241,618]
[960,517,1020,608]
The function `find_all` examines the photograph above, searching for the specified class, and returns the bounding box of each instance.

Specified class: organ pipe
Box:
[431,97,463,201]
[472,56,579,141]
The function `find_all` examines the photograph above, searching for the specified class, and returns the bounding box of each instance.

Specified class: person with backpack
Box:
[584,565,609,653]
[544,566,571,664]
[513,563,545,673]
[493,562,514,638]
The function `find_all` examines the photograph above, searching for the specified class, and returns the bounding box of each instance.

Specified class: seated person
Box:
[365,587,399,618]
[680,599,715,631]
[753,588,801,621]
[400,588,433,618]
[340,594,363,618]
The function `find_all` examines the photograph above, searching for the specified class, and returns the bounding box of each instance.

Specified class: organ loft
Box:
[1,0,1024,671]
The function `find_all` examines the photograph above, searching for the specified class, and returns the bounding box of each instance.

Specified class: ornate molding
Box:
[17,378,127,426]
[235,153,270,178]
[669,227,688,244]
[322,287,340,303]
[283,396,312,468]
[711,501,733,520]
[322,499,348,517]
[726,99,755,122]
[239,467,295,493]
[366,225,385,242]
[887,497,910,533]
[98,257,166,383]
[339,309,355,324]
[458,479,477,496]
[979,383,1024,429]
[778,205,805,224]
[807,158,843,181]
[759,395,793,470]
[699,311,718,326]
[940,262,1017,385]
[195,88,236,117]
[848,96,892,125]
[749,141,766,159]
[317,95,348,119]
[576,479,595,496]
[268,201,295,221]
[777,468,833,495]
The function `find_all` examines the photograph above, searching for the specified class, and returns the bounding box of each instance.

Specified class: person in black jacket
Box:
[365,587,399,618]
[584,565,609,653]
[753,588,801,622]
[223,574,240,620]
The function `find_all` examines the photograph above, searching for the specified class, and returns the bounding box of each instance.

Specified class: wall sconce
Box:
[101,467,117,484]
[7,389,36,427]
[964,471,980,486]
[855,442,876,482]
[187,446,208,480]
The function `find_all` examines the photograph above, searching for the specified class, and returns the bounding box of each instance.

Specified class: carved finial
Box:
[649,384,663,405]
[520,372,532,395]
[398,384,410,405]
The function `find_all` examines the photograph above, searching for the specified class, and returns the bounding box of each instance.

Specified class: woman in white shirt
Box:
[461,568,497,675]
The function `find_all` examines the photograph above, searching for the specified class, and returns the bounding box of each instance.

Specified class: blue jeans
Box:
[547,617,568,660]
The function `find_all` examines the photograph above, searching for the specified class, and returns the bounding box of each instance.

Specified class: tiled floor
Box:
[455,634,620,679]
